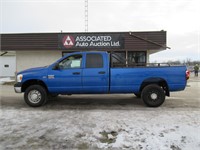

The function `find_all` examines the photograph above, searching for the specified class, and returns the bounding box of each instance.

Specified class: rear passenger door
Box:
[82,53,109,93]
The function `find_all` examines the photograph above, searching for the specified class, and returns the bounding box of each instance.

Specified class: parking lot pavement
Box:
[0,77,200,149]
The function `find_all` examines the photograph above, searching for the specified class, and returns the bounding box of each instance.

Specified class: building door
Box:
[0,56,16,77]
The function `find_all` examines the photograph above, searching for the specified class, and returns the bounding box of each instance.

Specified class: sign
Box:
[62,35,75,48]
[58,34,124,50]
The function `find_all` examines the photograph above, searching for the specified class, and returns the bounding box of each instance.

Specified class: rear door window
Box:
[86,54,103,68]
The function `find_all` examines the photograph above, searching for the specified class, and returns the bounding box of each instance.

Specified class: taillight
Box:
[186,70,190,80]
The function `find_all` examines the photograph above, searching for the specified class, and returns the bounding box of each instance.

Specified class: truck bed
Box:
[110,66,187,93]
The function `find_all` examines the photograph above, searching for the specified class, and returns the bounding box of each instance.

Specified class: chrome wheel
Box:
[150,93,158,100]
[28,90,41,104]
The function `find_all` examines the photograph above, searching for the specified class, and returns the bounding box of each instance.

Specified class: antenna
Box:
[85,0,88,32]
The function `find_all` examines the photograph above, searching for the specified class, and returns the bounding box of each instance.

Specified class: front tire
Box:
[141,84,165,107]
[24,85,47,107]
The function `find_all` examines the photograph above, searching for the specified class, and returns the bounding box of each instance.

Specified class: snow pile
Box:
[0,77,15,85]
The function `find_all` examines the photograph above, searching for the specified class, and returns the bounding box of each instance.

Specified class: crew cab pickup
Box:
[14,51,188,107]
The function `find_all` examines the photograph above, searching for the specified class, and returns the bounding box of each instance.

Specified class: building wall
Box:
[146,50,150,63]
[16,51,62,72]
[1,31,166,51]
[0,56,16,77]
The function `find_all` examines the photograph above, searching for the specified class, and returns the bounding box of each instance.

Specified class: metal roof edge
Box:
[0,30,166,35]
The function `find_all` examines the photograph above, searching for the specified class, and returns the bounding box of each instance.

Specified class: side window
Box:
[59,54,82,69]
[86,54,103,68]
[111,52,126,67]
[128,52,146,64]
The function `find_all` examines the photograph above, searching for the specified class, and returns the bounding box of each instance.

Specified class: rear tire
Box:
[141,84,165,107]
[24,85,47,107]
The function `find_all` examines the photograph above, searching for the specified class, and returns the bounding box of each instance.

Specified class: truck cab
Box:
[47,52,109,94]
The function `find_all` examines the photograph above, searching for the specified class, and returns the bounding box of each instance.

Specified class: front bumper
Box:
[14,82,22,93]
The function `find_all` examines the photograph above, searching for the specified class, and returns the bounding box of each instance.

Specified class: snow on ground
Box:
[0,76,200,149]
[0,77,15,85]
[0,108,199,150]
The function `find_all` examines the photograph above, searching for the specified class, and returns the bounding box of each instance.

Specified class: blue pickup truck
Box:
[14,51,188,107]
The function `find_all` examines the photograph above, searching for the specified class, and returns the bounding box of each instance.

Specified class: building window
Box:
[4,64,9,68]
[111,52,126,67]
[128,52,146,64]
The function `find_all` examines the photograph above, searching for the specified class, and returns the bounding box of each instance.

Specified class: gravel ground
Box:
[0,76,200,150]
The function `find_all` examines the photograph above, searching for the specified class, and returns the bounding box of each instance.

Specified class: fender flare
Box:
[139,77,169,96]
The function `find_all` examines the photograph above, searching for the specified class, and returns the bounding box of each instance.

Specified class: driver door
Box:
[47,54,82,94]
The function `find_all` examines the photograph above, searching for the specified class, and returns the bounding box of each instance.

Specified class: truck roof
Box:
[59,51,108,62]
[79,51,108,55]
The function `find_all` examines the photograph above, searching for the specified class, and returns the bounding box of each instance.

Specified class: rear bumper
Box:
[14,82,22,93]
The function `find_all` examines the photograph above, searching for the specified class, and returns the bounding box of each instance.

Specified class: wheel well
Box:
[140,78,170,96]
[22,79,48,92]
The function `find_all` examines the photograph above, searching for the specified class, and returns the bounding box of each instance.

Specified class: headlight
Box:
[17,74,23,82]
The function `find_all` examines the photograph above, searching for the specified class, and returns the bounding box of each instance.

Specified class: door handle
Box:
[73,72,80,75]
[98,71,105,74]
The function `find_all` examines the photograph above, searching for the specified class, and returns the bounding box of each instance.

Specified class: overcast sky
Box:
[1,0,200,62]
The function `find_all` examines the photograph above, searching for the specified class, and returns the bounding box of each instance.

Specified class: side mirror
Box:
[52,63,60,70]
